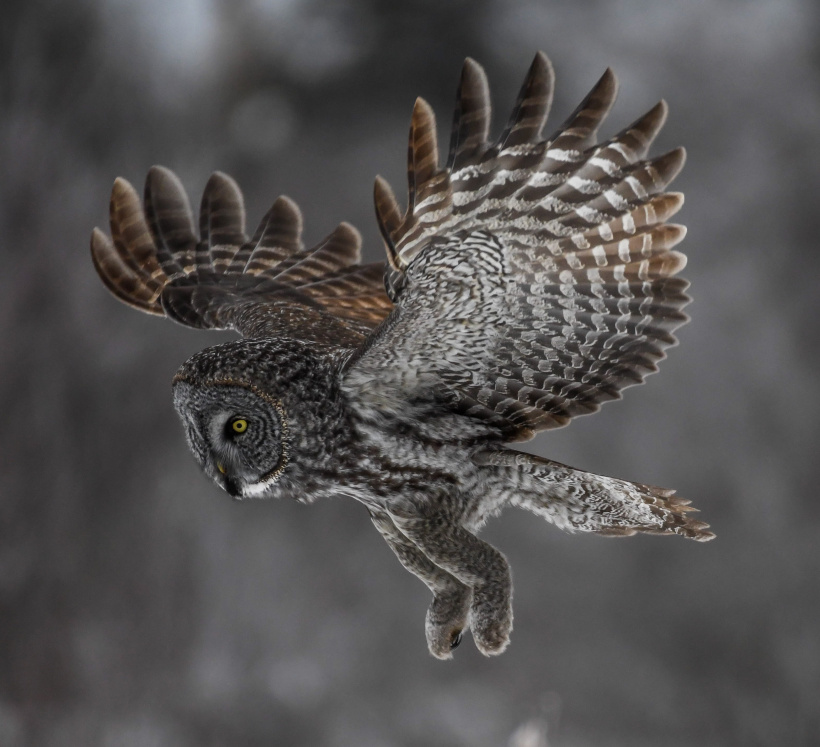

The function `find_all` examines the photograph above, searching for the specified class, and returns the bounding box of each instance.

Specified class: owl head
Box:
[173,375,289,499]
[171,337,342,500]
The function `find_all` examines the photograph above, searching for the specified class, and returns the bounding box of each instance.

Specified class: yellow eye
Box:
[217,462,227,475]
[231,418,248,434]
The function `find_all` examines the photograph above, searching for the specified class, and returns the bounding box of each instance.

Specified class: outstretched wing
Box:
[345,52,689,440]
[91,167,393,345]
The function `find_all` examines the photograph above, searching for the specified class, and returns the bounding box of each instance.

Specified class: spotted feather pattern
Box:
[361,53,689,439]
[91,166,392,342]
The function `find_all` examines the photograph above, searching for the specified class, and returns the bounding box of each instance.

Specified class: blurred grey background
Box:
[2,0,819,745]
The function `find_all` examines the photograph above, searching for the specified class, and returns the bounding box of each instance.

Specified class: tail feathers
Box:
[592,485,714,542]
[473,448,714,542]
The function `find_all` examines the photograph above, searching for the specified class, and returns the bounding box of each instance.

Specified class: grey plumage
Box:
[90,53,712,659]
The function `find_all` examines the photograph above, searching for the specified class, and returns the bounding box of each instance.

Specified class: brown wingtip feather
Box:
[243,194,304,273]
[144,165,193,221]
[108,174,166,285]
[656,147,687,182]
[337,221,362,243]
[331,221,363,263]
[110,176,142,236]
[90,226,122,300]
[648,99,669,129]
[656,191,685,219]
[500,50,555,148]
[548,66,619,148]
[91,226,109,248]
[600,66,619,93]
[459,57,489,100]
[531,50,555,93]
[272,194,303,229]
[112,175,136,202]
[146,164,184,189]
[656,223,688,250]
[374,175,401,234]
[90,226,164,315]
[201,171,245,221]
[588,67,620,110]
[447,57,491,169]
[374,175,401,269]
[144,165,195,221]
[614,100,668,160]
[408,97,439,205]
[271,195,304,250]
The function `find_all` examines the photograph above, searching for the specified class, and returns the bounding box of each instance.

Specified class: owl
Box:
[91,53,713,659]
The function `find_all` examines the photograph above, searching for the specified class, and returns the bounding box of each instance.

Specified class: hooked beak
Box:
[216,462,242,498]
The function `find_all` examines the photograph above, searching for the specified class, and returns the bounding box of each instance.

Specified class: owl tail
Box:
[473,448,714,541]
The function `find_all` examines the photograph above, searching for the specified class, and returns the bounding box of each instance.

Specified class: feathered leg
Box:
[385,504,513,656]
[369,509,472,659]
[473,448,714,540]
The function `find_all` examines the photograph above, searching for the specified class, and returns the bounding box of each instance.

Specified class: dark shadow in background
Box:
[2,0,819,745]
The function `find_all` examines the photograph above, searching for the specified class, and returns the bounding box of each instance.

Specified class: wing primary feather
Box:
[243,195,304,275]
[447,57,491,169]
[547,67,619,151]
[100,177,167,313]
[498,51,555,149]
[645,147,687,189]
[407,97,439,212]
[144,166,197,278]
[90,227,164,315]
[199,171,247,272]
[374,175,402,268]
[609,100,669,162]
[272,222,362,285]
[109,176,163,278]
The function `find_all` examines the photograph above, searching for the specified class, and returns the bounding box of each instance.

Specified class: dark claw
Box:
[450,630,463,650]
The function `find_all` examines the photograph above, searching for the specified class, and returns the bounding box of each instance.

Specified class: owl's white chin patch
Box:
[241,476,281,498]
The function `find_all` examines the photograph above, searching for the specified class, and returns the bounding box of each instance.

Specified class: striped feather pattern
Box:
[91,166,392,341]
[356,52,690,439]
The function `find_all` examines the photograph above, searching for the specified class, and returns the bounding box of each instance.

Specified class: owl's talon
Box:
[425,586,472,658]
[469,586,513,656]
[426,617,470,659]
[426,623,466,659]
[472,623,511,656]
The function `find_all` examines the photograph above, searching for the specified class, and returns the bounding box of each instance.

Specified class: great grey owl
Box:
[91,53,713,659]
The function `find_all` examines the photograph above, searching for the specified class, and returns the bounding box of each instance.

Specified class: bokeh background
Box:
[2,0,819,745]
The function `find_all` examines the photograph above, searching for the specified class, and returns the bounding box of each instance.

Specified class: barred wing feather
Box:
[349,52,689,439]
[91,166,392,344]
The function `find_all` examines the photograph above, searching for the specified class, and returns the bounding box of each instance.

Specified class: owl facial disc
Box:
[172,378,289,499]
